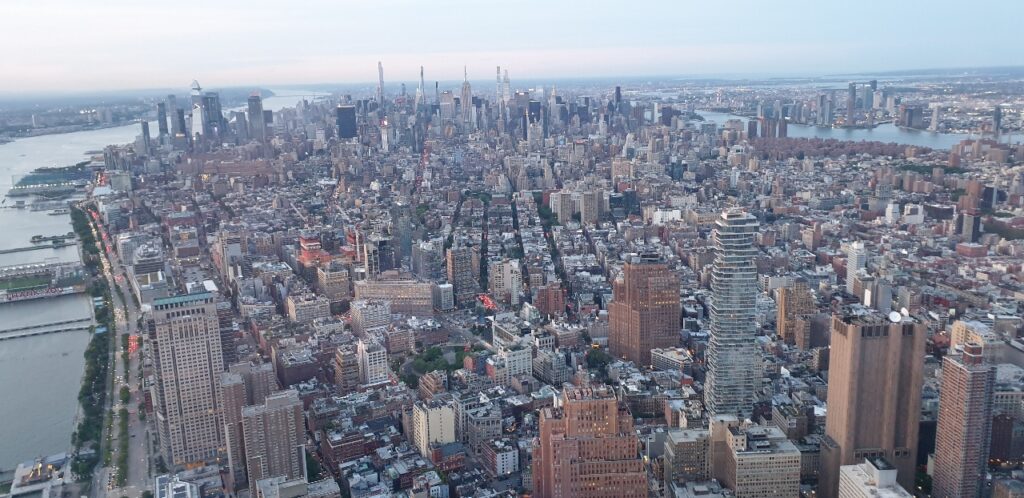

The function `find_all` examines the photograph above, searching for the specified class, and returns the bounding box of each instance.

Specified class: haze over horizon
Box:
[5,0,1022,94]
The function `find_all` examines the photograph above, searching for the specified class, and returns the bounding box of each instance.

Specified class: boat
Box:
[48,208,71,216]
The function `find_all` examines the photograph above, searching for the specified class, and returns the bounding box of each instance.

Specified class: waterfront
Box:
[696,110,972,150]
[0,89,315,470]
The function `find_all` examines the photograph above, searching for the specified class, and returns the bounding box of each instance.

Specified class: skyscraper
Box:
[241,390,306,491]
[166,94,180,132]
[139,121,151,156]
[152,292,225,466]
[608,252,680,366]
[157,102,169,136]
[845,241,867,295]
[376,61,384,109]
[221,362,278,490]
[247,93,266,142]
[335,105,357,139]
[704,210,760,418]
[846,82,857,125]
[461,67,473,129]
[932,344,996,498]
[533,387,646,498]
[818,307,925,498]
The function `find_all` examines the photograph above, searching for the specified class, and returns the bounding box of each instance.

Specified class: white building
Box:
[488,258,522,306]
[357,339,389,387]
[838,458,912,497]
[351,299,391,335]
[412,398,457,458]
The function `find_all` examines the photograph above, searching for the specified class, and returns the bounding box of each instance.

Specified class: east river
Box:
[0,89,315,469]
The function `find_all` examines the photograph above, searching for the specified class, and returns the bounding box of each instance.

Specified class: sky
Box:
[3,0,1022,94]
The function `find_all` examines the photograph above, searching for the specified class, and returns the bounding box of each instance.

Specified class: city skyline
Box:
[3,0,1022,94]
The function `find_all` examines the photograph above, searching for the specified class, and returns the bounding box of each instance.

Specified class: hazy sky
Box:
[4,0,1021,93]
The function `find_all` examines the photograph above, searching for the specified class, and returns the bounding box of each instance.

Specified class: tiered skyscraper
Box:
[819,307,925,498]
[608,252,680,365]
[533,387,646,498]
[152,292,224,466]
[704,210,760,418]
[932,343,996,498]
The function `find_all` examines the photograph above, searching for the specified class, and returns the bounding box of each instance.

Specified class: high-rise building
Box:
[488,258,522,306]
[777,279,815,346]
[247,94,265,142]
[157,102,169,136]
[335,105,357,139]
[376,61,384,109]
[222,362,279,490]
[152,292,225,466]
[166,94,180,132]
[356,338,389,387]
[446,244,477,307]
[139,121,151,156]
[608,252,680,366]
[845,241,867,295]
[533,387,646,498]
[704,210,760,418]
[241,390,306,491]
[818,306,925,498]
[932,344,996,498]
[846,82,857,125]
[461,67,473,129]
[412,396,456,458]
[333,345,360,395]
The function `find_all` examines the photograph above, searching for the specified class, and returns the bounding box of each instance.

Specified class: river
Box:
[0,89,318,470]
[696,110,971,150]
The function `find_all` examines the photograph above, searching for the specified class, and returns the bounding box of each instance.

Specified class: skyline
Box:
[4,0,1022,94]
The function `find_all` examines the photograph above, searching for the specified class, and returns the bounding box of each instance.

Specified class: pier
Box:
[0,318,93,341]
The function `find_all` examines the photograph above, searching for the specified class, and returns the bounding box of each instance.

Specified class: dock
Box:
[0,243,76,254]
[0,318,94,341]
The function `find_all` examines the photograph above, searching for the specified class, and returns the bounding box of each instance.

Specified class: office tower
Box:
[335,105,357,139]
[777,279,815,345]
[411,239,444,281]
[198,91,224,137]
[994,104,1003,139]
[663,429,710,485]
[496,66,502,100]
[415,66,426,108]
[247,94,265,142]
[932,344,996,498]
[502,69,511,104]
[461,67,473,128]
[446,244,476,307]
[704,210,760,418]
[356,338,388,386]
[157,102,169,136]
[818,307,925,498]
[216,299,238,365]
[845,241,867,295]
[362,233,396,280]
[152,292,225,466]
[174,109,187,137]
[608,252,680,366]
[166,93,183,134]
[533,387,646,498]
[709,417,801,497]
[846,82,857,125]
[838,458,912,497]
[241,390,306,491]
[376,61,384,109]
[549,190,574,224]
[222,362,278,490]
[139,121,151,155]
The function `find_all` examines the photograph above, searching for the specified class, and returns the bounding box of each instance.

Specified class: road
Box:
[84,207,151,498]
